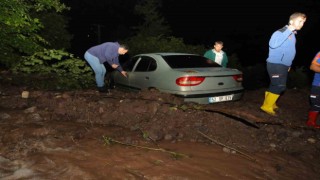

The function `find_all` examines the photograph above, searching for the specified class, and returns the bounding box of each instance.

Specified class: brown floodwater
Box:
[0,124,317,180]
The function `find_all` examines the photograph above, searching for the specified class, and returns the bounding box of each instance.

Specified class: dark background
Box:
[62,0,320,68]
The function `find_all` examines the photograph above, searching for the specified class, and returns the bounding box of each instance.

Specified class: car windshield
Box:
[162,55,221,69]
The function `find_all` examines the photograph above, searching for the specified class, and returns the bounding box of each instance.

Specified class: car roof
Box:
[136,52,199,56]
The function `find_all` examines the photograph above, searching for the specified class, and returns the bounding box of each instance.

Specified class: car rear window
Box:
[162,55,221,68]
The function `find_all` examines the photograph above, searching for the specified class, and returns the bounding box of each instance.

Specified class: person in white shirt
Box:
[204,41,228,67]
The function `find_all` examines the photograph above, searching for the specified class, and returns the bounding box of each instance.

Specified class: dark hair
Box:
[212,41,223,48]
[119,44,129,50]
[215,41,223,46]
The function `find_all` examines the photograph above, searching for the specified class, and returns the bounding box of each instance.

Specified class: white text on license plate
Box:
[209,95,234,103]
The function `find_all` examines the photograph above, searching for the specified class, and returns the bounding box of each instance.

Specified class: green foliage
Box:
[126,0,206,56]
[0,0,69,68]
[125,35,206,55]
[34,11,73,50]
[12,49,94,89]
[133,0,171,37]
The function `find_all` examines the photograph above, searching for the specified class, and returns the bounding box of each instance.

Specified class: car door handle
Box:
[145,77,149,80]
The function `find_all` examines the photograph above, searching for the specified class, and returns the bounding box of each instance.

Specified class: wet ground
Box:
[0,83,319,179]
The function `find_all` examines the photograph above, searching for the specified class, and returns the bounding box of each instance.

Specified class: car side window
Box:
[134,57,157,72]
[122,56,141,71]
[148,58,157,71]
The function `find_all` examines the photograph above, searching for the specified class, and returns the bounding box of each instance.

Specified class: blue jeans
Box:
[267,62,290,94]
[84,51,106,87]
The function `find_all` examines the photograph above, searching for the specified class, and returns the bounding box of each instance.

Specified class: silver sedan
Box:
[110,52,244,104]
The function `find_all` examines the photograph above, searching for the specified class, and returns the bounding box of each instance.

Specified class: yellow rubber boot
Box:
[265,91,279,111]
[273,102,279,111]
[261,92,280,116]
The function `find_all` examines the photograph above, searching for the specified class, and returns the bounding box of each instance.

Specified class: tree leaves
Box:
[0,0,68,68]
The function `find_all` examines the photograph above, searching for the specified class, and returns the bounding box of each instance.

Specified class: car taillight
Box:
[233,74,243,82]
[176,76,205,86]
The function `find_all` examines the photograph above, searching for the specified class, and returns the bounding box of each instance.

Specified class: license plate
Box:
[209,95,234,103]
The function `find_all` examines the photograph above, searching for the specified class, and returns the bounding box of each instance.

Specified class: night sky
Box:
[63,0,320,67]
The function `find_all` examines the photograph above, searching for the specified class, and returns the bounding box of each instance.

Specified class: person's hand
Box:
[111,64,119,69]
[121,71,127,77]
[288,67,291,72]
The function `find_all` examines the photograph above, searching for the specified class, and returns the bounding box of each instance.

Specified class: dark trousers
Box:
[310,85,320,112]
[267,62,290,94]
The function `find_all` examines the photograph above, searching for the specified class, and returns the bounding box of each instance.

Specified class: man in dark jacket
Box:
[84,42,128,93]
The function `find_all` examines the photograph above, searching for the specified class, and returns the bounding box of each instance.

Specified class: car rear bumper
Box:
[175,89,244,104]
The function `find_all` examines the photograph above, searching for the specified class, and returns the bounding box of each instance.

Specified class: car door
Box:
[113,56,140,90]
[129,56,157,90]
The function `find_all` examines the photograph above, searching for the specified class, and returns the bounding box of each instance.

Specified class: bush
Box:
[12,49,95,90]
[124,35,206,56]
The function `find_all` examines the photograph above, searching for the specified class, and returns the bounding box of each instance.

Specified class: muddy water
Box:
[0,124,318,180]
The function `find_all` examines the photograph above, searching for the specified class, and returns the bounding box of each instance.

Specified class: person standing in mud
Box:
[260,12,307,116]
[84,42,128,93]
[306,51,320,129]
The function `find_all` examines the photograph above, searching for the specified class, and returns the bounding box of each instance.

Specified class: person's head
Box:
[288,12,307,31]
[213,41,224,52]
[118,44,129,55]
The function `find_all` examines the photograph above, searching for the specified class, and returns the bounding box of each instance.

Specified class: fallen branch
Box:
[102,136,189,159]
[197,131,256,162]
[138,128,160,148]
